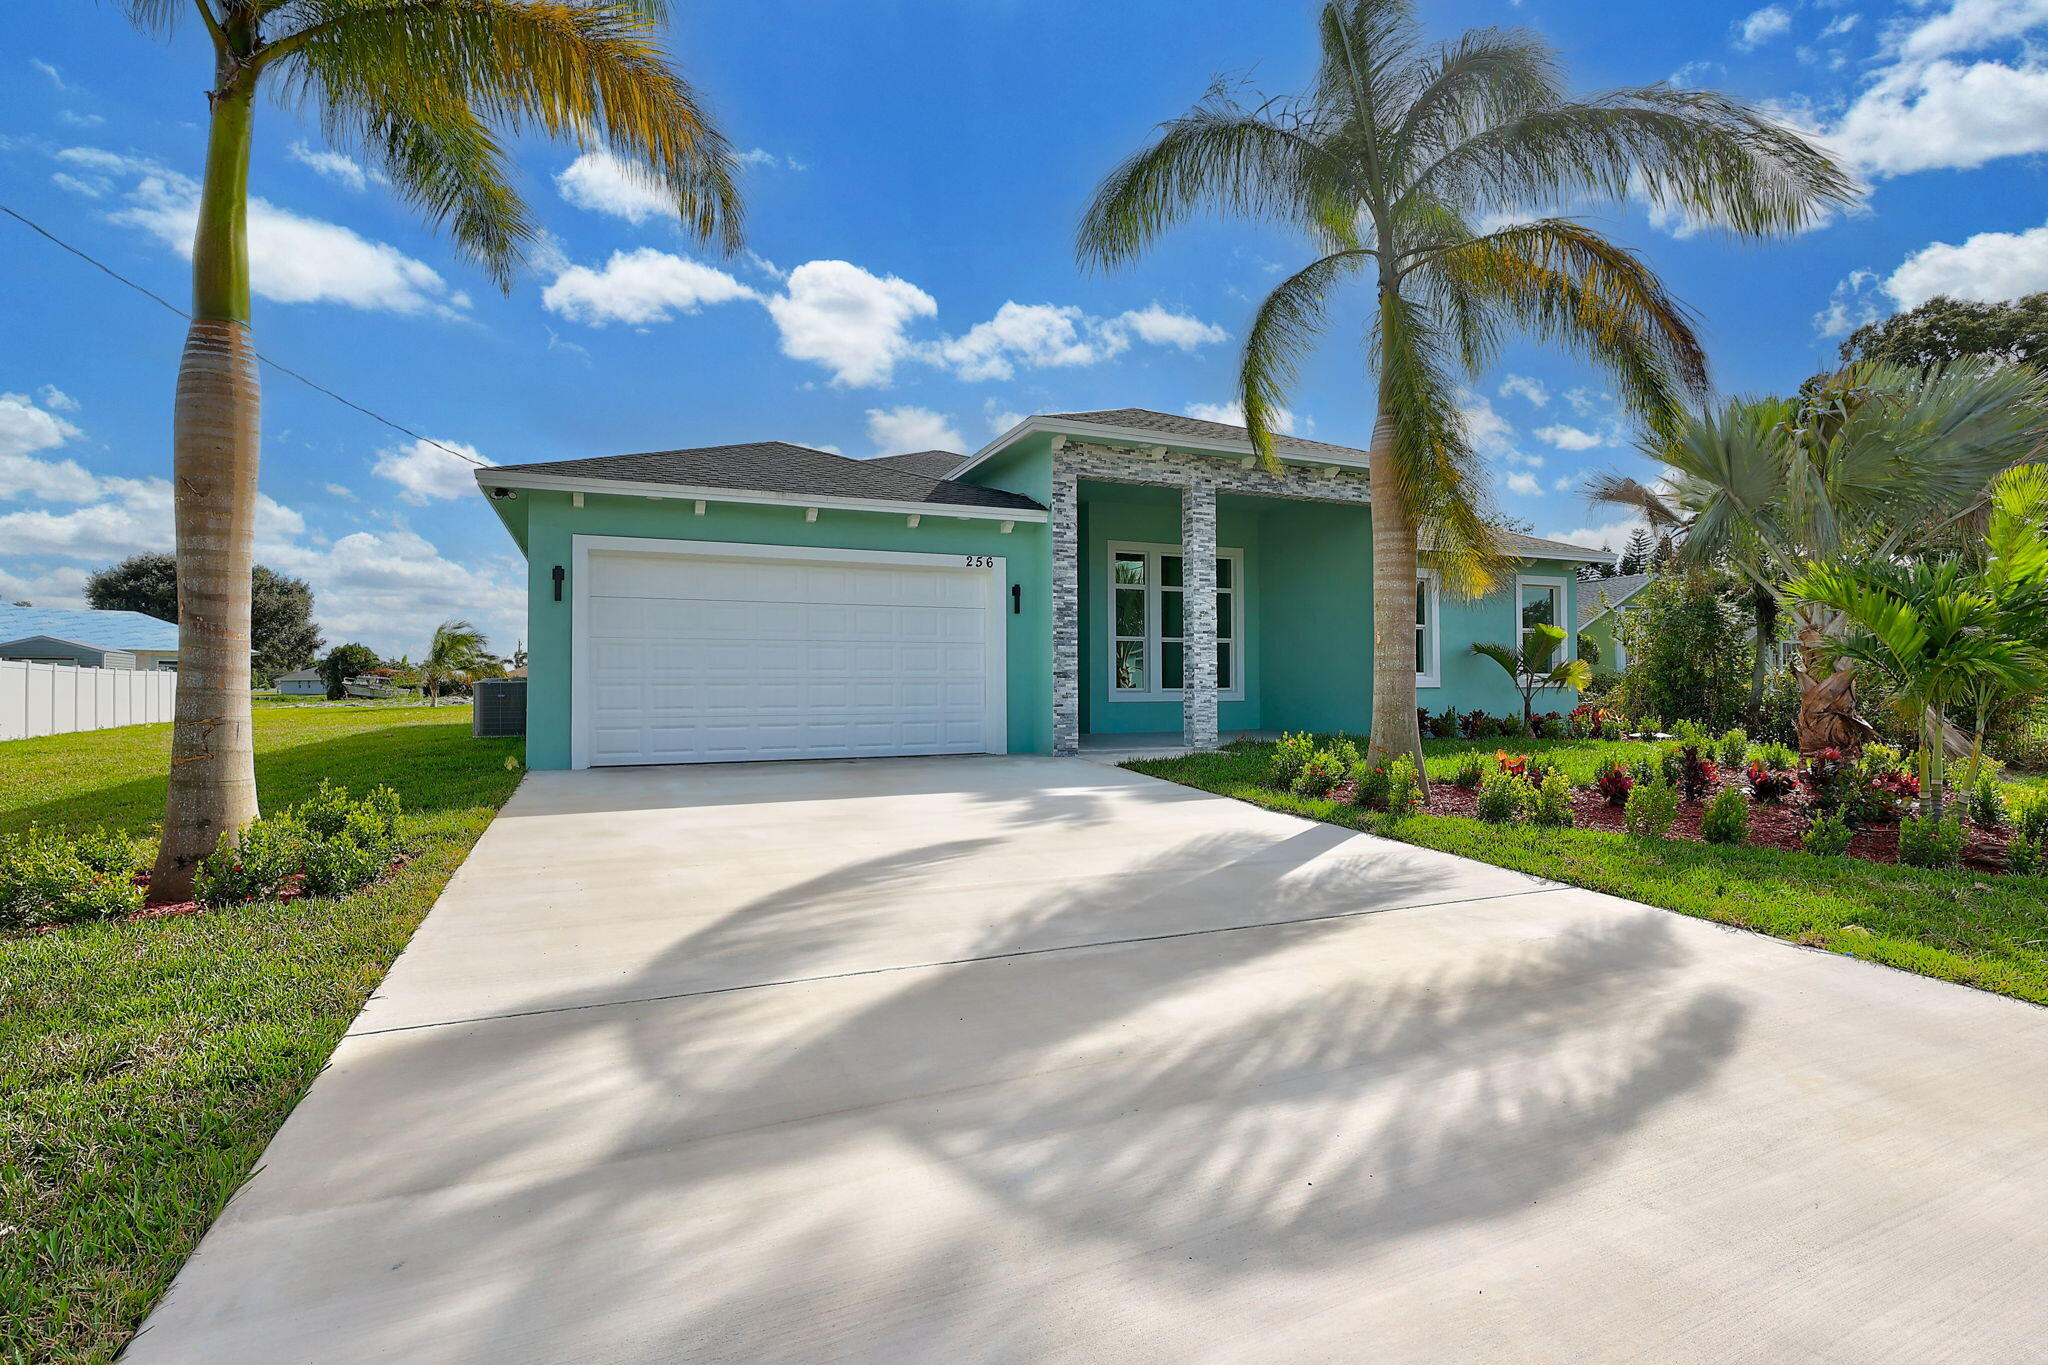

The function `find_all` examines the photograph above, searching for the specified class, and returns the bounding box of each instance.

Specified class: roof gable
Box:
[0,605,179,652]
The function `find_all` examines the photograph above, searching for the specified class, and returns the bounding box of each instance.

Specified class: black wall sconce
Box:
[552,565,565,602]
[1011,583,1021,614]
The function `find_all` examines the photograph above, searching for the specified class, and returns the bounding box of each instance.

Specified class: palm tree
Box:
[1470,622,1592,734]
[419,619,494,706]
[1076,0,1849,774]
[1589,360,2048,754]
[122,0,742,902]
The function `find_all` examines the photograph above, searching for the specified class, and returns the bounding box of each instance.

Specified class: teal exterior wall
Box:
[1253,500,1374,733]
[504,489,1052,769]
[1078,483,1265,734]
[1429,561,1584,724]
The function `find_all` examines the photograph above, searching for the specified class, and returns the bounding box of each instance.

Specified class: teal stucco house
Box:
[477,408,1605,769]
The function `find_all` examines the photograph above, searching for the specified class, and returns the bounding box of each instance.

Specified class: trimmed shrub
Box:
[1293,749,1346,798]
[1898,815,1964,870]
[1700,789,1749,845]
[1538,713,1570,740]
[1475,771,1528,824]
[1623,779,1679,839]
[1636,714,1666,737]
[1802,810,1854,857]
[1450,752,1488,791]
[1350,761,1391,810]
[0,825,147,929]
[1624,750,1664,789]
[1384,756,1423,818]
[1269,732,1316,789]
[2013,790,2048,846]
[1530,769,1575,828]
[197,814,309,905]
[1749,740,1798,771]
[1672,719,1708,747]
[1969,775,2007,830]
[1715,728,1749,772]
[2008,832,2041,876]
[1525,752,1567,788]
[1595,760,1633,807]
[1325,737,1362,772]
[1431,707,1461,739]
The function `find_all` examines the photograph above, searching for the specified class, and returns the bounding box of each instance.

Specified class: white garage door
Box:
[578,545,1002,766]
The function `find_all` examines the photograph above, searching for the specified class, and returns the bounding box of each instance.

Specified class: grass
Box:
[1130,738,2048,1008]
[0,704,523,1365]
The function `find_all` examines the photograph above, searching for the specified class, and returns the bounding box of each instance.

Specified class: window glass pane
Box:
[1115,640,1147,690]
[1161,555,1184,589]
[1114,553,1146,585]
[1521,584,1557,629]
[1216,557,1233,590]
[1162,641,1185,690]
[1162,589,1185,640]
[1217,591,1233,639]
[1217,642,1232,690]
[1115,587,1145,637]
[1416,581,1429,624]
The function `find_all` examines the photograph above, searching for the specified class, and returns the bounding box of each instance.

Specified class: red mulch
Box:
[1334,775,2016,873]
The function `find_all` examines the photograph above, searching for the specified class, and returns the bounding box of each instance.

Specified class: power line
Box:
[0,201,492,469]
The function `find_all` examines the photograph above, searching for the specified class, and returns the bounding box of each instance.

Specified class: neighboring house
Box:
[275,667,326,695]
[0,604,181,671]
[477,407,1608,770]
[1575,573,1653,673]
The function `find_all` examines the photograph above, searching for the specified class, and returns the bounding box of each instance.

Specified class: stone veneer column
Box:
[1050,453,1081,756]
[1180,479,1219,749]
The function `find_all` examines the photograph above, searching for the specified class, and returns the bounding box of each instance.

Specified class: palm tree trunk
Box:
[1790,602,1874,758]
[147,83,260,905]
[1748,585,1778,727]
[1365,412,1426,786]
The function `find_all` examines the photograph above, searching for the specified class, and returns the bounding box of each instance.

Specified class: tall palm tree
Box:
[419,619,493,705]
[1589,360,2048,754]
[121,0,741,903]
[1076,0,1849,772]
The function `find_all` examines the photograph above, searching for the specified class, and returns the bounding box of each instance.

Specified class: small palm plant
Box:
[420,620,494,706]
[121,0,743,902]
[1076,0,1850,776]
[1470,624,1592,734]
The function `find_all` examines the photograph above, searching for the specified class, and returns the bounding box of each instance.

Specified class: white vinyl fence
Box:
[0,660,178,742]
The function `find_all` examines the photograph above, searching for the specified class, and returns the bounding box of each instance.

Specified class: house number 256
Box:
[963,555,996,568]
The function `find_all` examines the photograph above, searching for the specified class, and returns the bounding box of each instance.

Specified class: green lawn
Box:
[1131,739,2048,1007]
[0,704,523,1365]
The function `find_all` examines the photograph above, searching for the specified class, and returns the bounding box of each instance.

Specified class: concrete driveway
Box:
[131,756,2048,1363]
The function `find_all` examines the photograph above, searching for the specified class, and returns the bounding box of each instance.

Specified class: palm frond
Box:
[1388,27,1562,173]
[1236,249,1372,466]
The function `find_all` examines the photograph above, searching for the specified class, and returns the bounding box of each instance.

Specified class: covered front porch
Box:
[1048,433,1378,756]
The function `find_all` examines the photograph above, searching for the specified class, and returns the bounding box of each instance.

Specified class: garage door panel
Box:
[582,549,997,766]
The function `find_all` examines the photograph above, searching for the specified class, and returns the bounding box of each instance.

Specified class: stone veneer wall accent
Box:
[1048,436,1371,754]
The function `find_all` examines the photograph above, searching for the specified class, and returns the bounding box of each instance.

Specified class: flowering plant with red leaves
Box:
[1495,750,1528,778]
[1676,745,1718,802]
[1747,762,1799,803]
[1595,761,1633,807]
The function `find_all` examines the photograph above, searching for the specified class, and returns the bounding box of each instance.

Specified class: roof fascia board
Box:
[475,469,1047,523]
[953,416,1371,481]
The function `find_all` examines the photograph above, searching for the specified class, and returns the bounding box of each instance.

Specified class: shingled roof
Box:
[1042,408,1375,462]
[488,441,1040,512]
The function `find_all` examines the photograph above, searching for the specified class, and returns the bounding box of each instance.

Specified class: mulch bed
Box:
[1334,776,2016,874]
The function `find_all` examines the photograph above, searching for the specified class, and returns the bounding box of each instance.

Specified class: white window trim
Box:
[1104,539,1246,702]
[567,534,1008,772]
[1415,568,1442,689]
[1514,573,1573,687]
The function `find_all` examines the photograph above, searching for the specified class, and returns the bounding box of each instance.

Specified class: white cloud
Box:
[58,111,103,129]
[866,405,964,454]
[1885,220,2048,306]
[1892,0,2048,62]
[1118,304,1228,351]
[77,152,466,315]
[1534,423,1605,451]
[734,148,806,171]
[1553,475,1578,493]
[765,260,938,387]
[372,438,493,505]
[1505,449,1545,469]
[323,482,358,500]
[289,141,370,192]
[1498,373,1549,407]
[1184,401,1299,435]
[1562,386,1606,415]
[1547,515,1647,555]
[1458,392,1518,458]
[540,248,757,327]
[554,149,673,224]
[1814,268,1884,336]
[263,526,524,658]
[1504,471,1544,497]
[0,561,88,608]
[35,385,79,412]
[1821,12,1862,39]
[1734,5,1794,49]
[936,303,1119,382]
[0,390,84,464]
[32,58,69,91]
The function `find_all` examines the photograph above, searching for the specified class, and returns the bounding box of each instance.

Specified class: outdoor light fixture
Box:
[1011,583,1021,614]
[552,565,565,601]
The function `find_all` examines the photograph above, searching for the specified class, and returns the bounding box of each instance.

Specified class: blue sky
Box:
[5,0,2047,656]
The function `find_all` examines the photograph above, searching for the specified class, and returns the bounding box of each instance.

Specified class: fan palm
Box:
[1470,622,1592,734]
[420,619,494,705]
[120,0,742,902]
[1589,359,2048,754]
[1076,0,1850,774]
